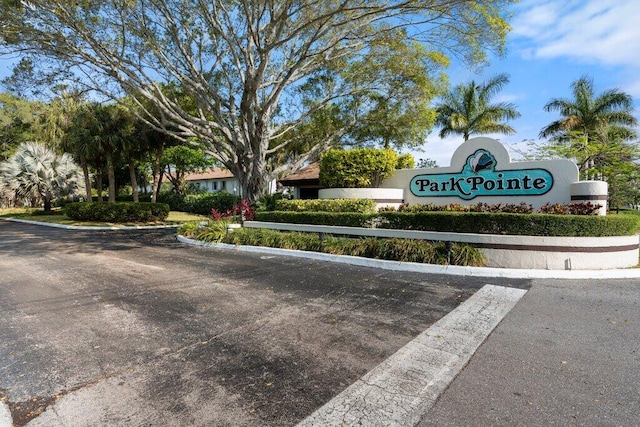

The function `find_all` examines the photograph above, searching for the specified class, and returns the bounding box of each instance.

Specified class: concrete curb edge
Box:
[1,217,180,230]
[177,235,640,279]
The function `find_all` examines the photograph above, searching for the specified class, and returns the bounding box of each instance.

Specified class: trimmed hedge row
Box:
[378,211,638,237]
[157,192,240,215]
[274,198,376,213]
[65,202,170,222]
[255,211,374,227]
[254,210,639,237]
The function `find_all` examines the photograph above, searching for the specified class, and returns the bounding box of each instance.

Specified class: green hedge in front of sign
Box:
[274,198,376,213]
[255,211,374,227]
[254,211,639,237]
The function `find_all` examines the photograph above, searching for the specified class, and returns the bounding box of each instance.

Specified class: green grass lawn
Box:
[0,208,206,227]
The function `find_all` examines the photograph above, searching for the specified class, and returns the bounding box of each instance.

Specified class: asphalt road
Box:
[0,221,529,426]
[420,277,640,426]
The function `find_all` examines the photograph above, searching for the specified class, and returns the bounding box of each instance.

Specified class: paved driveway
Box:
[0,221,528,426]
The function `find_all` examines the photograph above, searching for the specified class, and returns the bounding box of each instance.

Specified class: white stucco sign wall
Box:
[381,137,601,210]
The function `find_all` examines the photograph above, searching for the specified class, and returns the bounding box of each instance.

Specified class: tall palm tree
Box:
[540,75,637,141]
[435,73,521,141]
[540,76,637,178]
[0,142,85,211]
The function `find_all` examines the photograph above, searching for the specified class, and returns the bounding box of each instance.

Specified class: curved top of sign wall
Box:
[450,137,513,171]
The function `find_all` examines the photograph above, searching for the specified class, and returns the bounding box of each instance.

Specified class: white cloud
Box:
[511,0,640,67]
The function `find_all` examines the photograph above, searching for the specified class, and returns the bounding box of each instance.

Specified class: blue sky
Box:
[1,0,638,167]
[420,0,640,166]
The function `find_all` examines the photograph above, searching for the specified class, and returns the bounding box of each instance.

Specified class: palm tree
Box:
[0,142,85,211]
[540,76,637,142]
[540,76,638,178]
[435,73,521,141]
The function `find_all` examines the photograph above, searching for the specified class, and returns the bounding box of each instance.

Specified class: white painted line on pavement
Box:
[297,284,527,427]
[0,401,11,427]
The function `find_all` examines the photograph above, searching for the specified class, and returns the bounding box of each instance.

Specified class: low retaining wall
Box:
[243,221,639,270]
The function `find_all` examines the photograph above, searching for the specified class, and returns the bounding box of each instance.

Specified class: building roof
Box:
[279,162,320,186]
[184,168,235,181]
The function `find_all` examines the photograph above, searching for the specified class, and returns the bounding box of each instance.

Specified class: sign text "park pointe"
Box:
[410,150,553,200]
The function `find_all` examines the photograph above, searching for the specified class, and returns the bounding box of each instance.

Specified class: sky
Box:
[1,0,639,168]
[418,0,640,166]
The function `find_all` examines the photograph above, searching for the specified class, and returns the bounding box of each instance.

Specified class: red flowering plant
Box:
[211,199,255,223]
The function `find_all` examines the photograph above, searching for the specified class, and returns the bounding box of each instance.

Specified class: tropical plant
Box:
[435,73,521,141]
[539,76,638,179]
[0,142,85,211]
[162,145,217,196]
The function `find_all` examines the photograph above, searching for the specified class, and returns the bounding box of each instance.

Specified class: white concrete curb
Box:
[1,217,180,230]
[0,401,11,427]
[177,235,640,279]
[297,284,528,426]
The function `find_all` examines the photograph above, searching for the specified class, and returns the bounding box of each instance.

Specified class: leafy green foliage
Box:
[538,76,638,182]
[255,210,638,237]
[161,145,217,195]
[221,229,485,266]
[396,153,415,169]
[275,198,376,214]
[435,73,521,141]
[157,191,240,215]
[255,193,290,212]
[378,211,637,236]
[399,202,534,214]
[0,142,85,211]
[255,211,374,228]
[537,202,602,215]
[319,148,398,188]
[65,202,169,222]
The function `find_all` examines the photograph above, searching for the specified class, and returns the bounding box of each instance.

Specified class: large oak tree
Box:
[1,0,515,200]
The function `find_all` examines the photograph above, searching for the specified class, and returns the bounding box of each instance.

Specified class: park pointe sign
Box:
[380,137,586,210]
[410,149,553,200]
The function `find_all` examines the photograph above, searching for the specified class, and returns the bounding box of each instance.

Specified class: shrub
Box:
[158,191,240,215]
[274,198,376,213]
[538,201,601,215]
[319,148,398,188]
[211,199,254,222]
[398,201,599,216]
[256,193,290,211]
[185,192,240,216]
[65,202,170,222]
[221,229,485,266]
[255,211,375,227]
[157,193,188,211]
[255,210,637,237]
[179,219,230,243]
[377,211,638,236]
[396,153,415,169]
[224,228,323,251]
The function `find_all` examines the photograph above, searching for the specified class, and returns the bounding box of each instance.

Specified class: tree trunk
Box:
[176,172,185,196]
[151,143,163,203]
[80,155,92,201]
[96,165,103,202]
[106,151,116,202]
[43,192,52,212]
[128,154,139,202]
